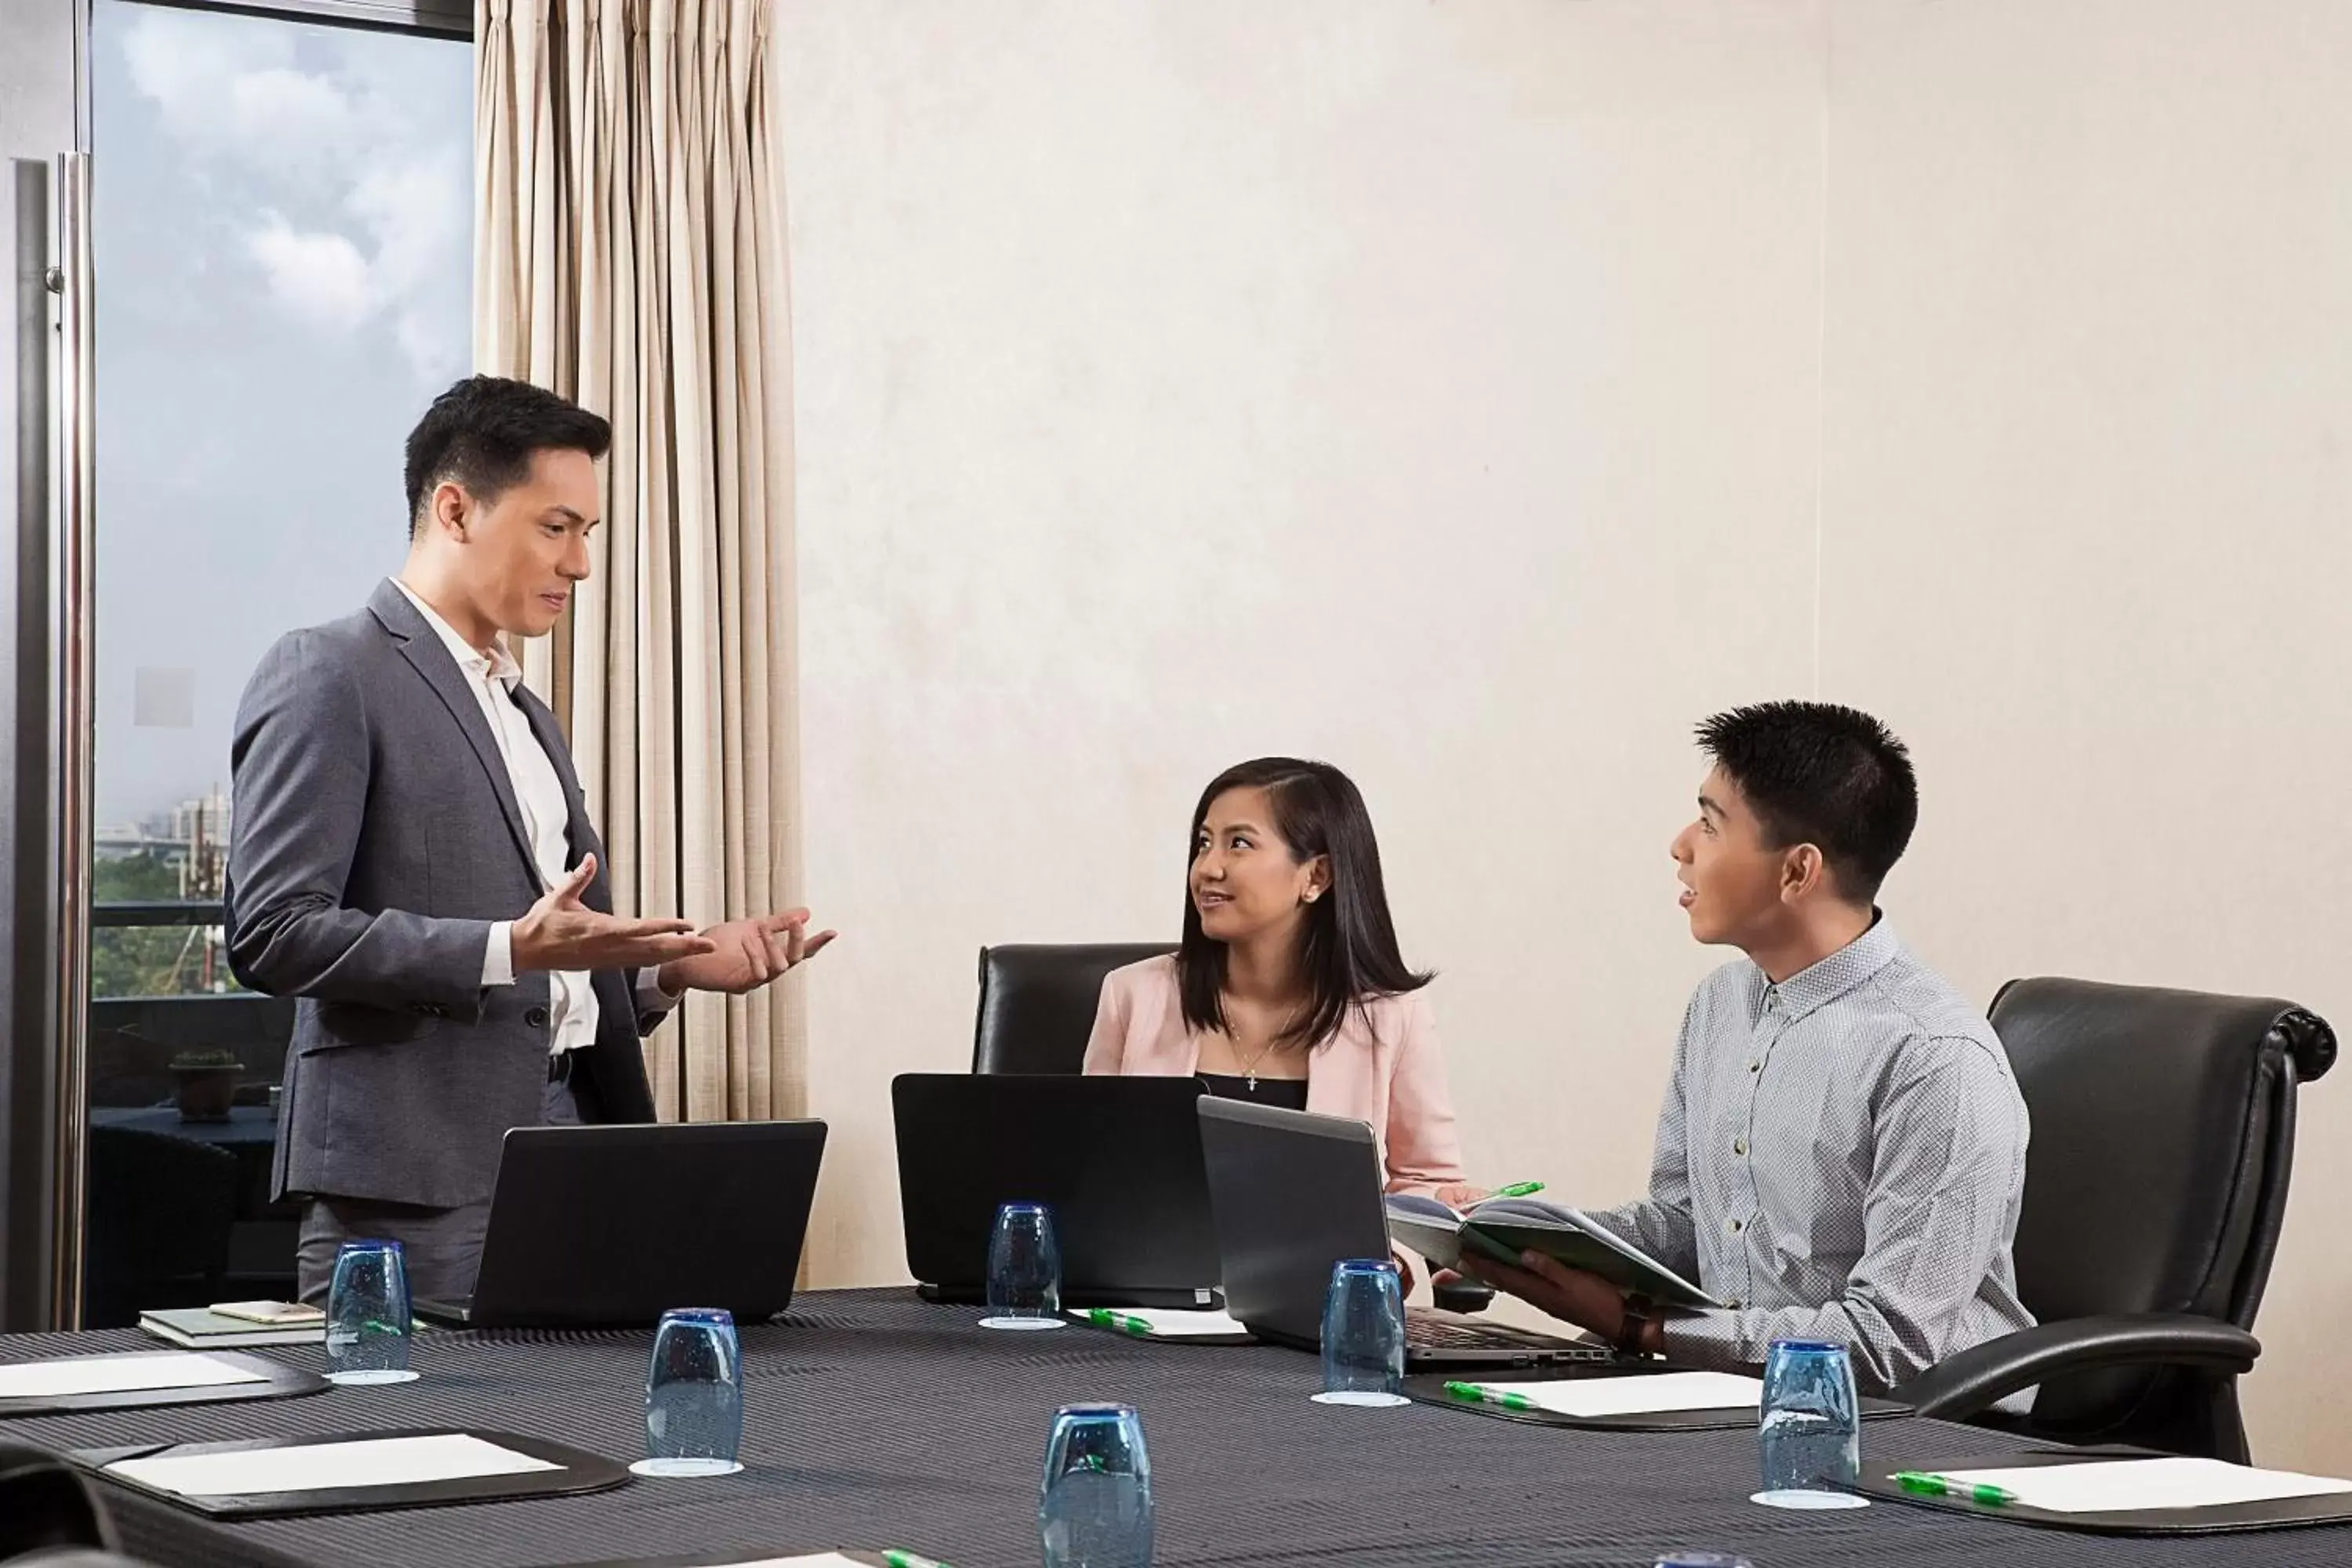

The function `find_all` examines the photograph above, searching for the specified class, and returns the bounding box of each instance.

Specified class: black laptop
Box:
[1197,1096,1613,1370]
[894,1074,1221,1310]
[413,1120,826,1329]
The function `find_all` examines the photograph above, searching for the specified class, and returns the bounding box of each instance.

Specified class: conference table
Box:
[0,1290,2338,1568]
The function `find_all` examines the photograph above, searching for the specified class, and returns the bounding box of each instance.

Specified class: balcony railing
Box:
[89,899,292,1107]
[93,899,225,927]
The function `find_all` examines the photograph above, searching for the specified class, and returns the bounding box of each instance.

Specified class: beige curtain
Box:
[473,0,805,1122]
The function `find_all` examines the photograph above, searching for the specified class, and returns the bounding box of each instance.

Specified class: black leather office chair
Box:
[972,943,1175,1074]
[0,1443,115,1562]
[82,1125,238,1329]
[1894,978,2335,1461]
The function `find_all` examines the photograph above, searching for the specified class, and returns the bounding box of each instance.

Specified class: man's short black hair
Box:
[1697,701,1919,901]
[403,376,612,537]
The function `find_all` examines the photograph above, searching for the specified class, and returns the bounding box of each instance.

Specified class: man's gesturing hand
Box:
[659,909,839,996]
[510,854,718,972]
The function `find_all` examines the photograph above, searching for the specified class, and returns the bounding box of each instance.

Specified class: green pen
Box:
[1893,1472,2017,1506]
[1443,1378,1534,1412]
[1084,1308,1154,1337]
[1492,1181,1546,1199]
[880,1552,951,1568]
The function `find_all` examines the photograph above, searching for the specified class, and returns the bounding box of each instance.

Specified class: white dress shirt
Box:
[391,579,677,1053]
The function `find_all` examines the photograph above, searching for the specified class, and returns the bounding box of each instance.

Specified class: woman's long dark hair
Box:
[1175,757,1431,1053]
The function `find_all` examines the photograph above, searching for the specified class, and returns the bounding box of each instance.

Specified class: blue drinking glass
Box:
[1753,1338,1867,1509]
[1313,1258,1407,1406]
[982,1201,1064,1330]
[1040,1402,1152,1568]
[637,1308,744,1478]
[324,1239,415,1385]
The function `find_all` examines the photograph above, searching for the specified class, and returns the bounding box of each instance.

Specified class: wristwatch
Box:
[1614,1291,1656,1356]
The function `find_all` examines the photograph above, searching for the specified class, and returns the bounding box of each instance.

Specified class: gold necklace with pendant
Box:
[1234,1000,1308,1091]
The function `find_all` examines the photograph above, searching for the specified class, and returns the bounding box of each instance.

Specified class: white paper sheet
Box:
[1468,1370,1765,1417]
[1073,1308,1247,1338]
[0,1352,267,1400]
[1933,1457,2352,1515]
[109,1433,560,1498]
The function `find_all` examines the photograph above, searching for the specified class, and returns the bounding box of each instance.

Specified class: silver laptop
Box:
[1197,1096,1612,1371]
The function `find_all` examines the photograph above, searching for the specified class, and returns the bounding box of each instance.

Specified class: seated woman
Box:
[1083,757,1468,1198]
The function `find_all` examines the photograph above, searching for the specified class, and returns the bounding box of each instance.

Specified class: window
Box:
[83,0,470,1322]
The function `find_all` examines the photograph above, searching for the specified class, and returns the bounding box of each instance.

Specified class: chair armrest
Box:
[1892,1313,2260,1422]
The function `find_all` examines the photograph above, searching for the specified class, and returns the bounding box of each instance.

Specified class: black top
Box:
[1196,1073,1310,1112]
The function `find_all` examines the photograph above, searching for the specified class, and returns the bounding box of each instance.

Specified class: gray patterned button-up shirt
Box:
[1588,918,2034,1392]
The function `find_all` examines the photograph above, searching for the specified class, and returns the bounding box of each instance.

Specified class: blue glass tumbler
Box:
[324,1239,415,1385]
[982,1201,1064,1330]
[637,1308,744,1478]
[1040,1402,1152,1568]
[1313,1258,1407,1406]
[1754,1338,1867,1509]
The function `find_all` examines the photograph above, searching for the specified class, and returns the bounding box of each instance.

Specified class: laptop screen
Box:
[1196,1097,1392,1345]
[464,1121,826,1327]
[892,1074,1220,1299]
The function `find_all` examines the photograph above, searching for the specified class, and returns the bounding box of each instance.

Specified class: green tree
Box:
[90,851,234,999]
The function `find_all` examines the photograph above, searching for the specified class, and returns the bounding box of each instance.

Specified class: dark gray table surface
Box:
[0,1289,2343,1568]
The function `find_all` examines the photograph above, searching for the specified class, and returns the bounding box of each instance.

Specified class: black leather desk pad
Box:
[1855,1446,2352,1535]
[557,1553,923,1567]
[1403,1366,1911,1432]
[0,1348,325,1418]
[74,1425,628,1519]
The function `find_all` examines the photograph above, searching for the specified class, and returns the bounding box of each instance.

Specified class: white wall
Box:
[1815,0,2352,1474]
[775,0,2352,1470]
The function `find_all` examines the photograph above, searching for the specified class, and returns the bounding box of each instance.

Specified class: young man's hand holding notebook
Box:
[1385,1192,1722,1309]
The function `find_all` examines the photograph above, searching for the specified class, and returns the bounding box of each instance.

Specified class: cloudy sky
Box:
[92,0,470,824]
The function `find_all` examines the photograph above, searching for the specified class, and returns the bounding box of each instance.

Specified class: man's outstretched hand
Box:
[512,855,717,971]
[658,909,838,996]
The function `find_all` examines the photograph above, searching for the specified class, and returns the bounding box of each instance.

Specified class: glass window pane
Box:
[85,0,469,1323]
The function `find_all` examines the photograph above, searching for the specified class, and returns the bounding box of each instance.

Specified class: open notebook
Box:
[1385,1193,1720,1308]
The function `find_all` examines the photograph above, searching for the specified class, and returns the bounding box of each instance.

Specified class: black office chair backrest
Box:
[1991,978,2334,1337]
[1990,977,2335,1451]
[0,1443,114,1561]
[83,1125,239,1329]
[973,943,1176,1074]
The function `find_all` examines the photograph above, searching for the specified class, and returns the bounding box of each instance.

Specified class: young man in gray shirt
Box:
[1465,702,2033,1392]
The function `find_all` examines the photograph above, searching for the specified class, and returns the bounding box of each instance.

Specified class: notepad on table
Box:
[109,1433,560,1498]
[1922,1456,2352,1515]
[1074,1307,1247,1339]
[1457,1370,1765,1418]
[0,1352,267,1401]
[139,1308,326,1350]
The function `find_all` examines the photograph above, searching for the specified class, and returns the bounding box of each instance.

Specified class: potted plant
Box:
[169,1049,242,1123]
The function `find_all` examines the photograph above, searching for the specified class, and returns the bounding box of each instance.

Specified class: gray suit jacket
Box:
[227,579,662,1209]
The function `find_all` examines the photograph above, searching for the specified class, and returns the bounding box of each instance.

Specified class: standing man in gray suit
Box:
[227,376,835,1304]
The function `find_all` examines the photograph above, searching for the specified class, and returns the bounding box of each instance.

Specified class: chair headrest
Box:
[0,1443,114,1560]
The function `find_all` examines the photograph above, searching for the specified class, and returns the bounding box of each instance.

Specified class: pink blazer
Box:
[1081,955,1466,1196]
